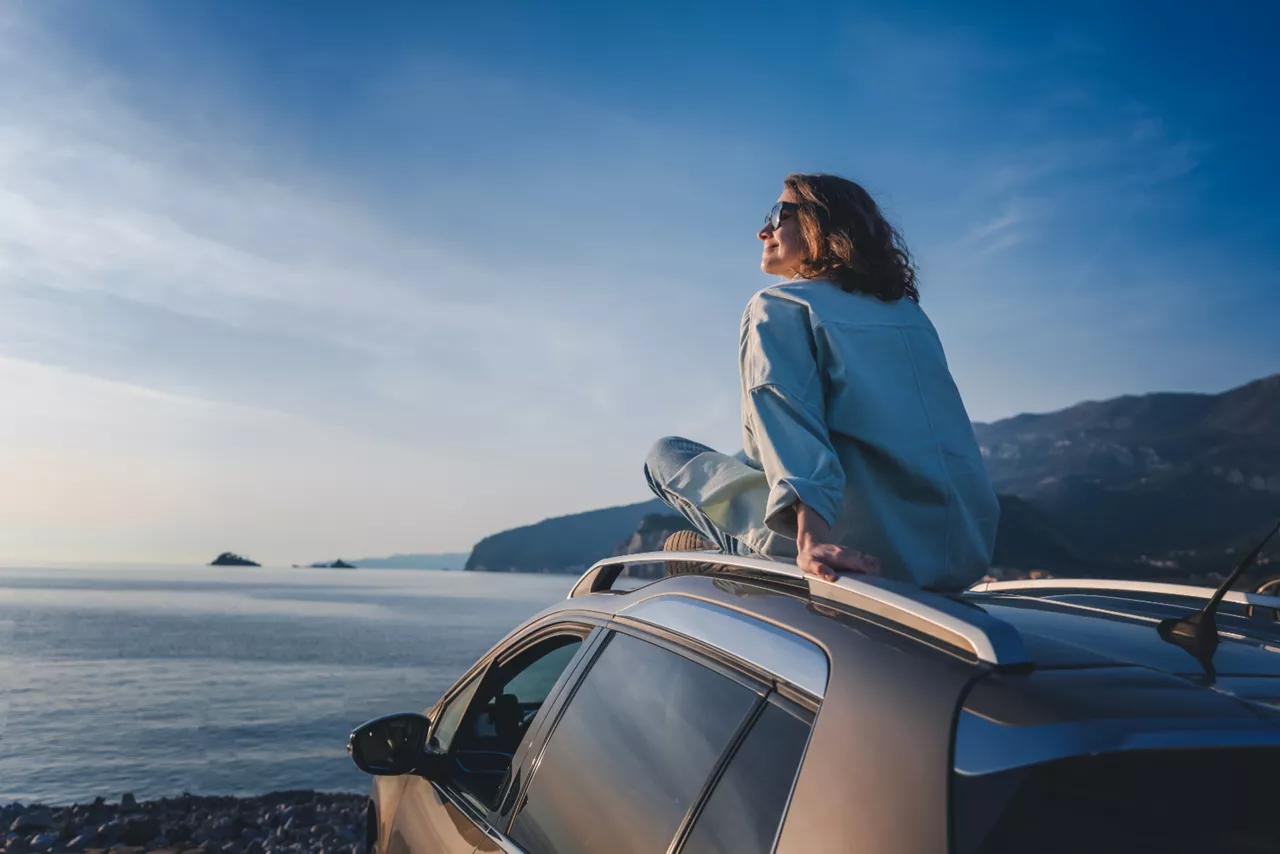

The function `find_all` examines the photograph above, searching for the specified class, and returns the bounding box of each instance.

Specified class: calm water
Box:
[0,565,574,804]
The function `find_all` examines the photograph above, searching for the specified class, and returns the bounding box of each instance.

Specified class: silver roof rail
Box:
[970,578,1280,612]
[570,551,1030,668]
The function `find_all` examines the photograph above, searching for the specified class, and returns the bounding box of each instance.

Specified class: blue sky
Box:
[1,1,1276,563]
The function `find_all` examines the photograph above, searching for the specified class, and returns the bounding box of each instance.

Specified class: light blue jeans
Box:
[643,437,758,557]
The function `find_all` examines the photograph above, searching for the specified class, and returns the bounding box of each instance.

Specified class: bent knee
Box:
[645,436,708,483]
[647,436,685,464]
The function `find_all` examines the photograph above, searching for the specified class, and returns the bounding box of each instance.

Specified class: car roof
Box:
[551,551,1280,699]
[566,551,1029,666]
[969,588,1280,675]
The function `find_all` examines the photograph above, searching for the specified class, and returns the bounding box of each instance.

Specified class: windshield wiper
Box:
[1158,516,1280,680]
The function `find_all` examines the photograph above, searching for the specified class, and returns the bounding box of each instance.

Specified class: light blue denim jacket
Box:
[665,280,999,591]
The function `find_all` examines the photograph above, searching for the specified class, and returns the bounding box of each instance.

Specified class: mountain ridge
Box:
[973,373,1280,560]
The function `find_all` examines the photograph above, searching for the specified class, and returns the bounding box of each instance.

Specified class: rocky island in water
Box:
[209,553,260,567]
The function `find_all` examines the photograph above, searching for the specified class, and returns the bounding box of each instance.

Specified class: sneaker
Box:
[662,530,720,577]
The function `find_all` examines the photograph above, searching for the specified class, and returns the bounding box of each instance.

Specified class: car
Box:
[347,548,1280,854]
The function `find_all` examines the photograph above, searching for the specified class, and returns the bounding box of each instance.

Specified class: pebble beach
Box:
[1,791,366,854]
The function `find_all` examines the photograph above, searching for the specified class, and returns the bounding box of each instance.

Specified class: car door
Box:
[384,622,599,854]
[494,627,818,854]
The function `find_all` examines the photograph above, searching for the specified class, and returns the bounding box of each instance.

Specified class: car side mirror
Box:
[348,713,432,776]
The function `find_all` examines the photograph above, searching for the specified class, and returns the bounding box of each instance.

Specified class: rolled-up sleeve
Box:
[741,291,845,538]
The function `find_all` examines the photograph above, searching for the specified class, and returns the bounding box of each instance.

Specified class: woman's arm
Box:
[796,503,880,582]
[741,290,881,580]
[740,292,845,537]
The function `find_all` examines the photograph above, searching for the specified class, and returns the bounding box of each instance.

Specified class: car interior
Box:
[446,635,584,806]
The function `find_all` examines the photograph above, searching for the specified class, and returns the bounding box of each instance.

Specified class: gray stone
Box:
[10,809,53,833]
[121,815,160,845]
[28,831,59,852]
[288,805,315,821]
[120,792,138,812]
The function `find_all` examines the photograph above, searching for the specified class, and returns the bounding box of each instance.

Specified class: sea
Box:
[0,564,575,805]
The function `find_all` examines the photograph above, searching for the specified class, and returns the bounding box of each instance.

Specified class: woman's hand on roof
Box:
[798,542,881,583]
[795,502,881,582]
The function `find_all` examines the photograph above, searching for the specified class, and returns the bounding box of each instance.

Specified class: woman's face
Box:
[758,188,806,278]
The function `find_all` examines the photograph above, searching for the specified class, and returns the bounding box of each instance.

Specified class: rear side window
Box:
[509,632,758,854]
[678,700,812,854]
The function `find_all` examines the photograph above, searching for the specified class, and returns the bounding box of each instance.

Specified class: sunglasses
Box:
[764,201,799,232]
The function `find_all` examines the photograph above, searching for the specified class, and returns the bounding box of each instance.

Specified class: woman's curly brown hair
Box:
[784,173,920,303]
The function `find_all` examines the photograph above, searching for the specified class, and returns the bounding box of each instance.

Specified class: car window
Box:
[509,632,759,854]
[431,669,484,753]
[678,700,812,854]
[501,641,580,706]
[448,634,585,808]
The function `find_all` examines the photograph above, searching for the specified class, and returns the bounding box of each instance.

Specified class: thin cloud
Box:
[967,210,1024,242]
[0,7,757,562]
[0,7,704,446]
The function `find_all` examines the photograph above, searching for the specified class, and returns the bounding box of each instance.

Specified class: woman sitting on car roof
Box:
[644,173,999,591]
